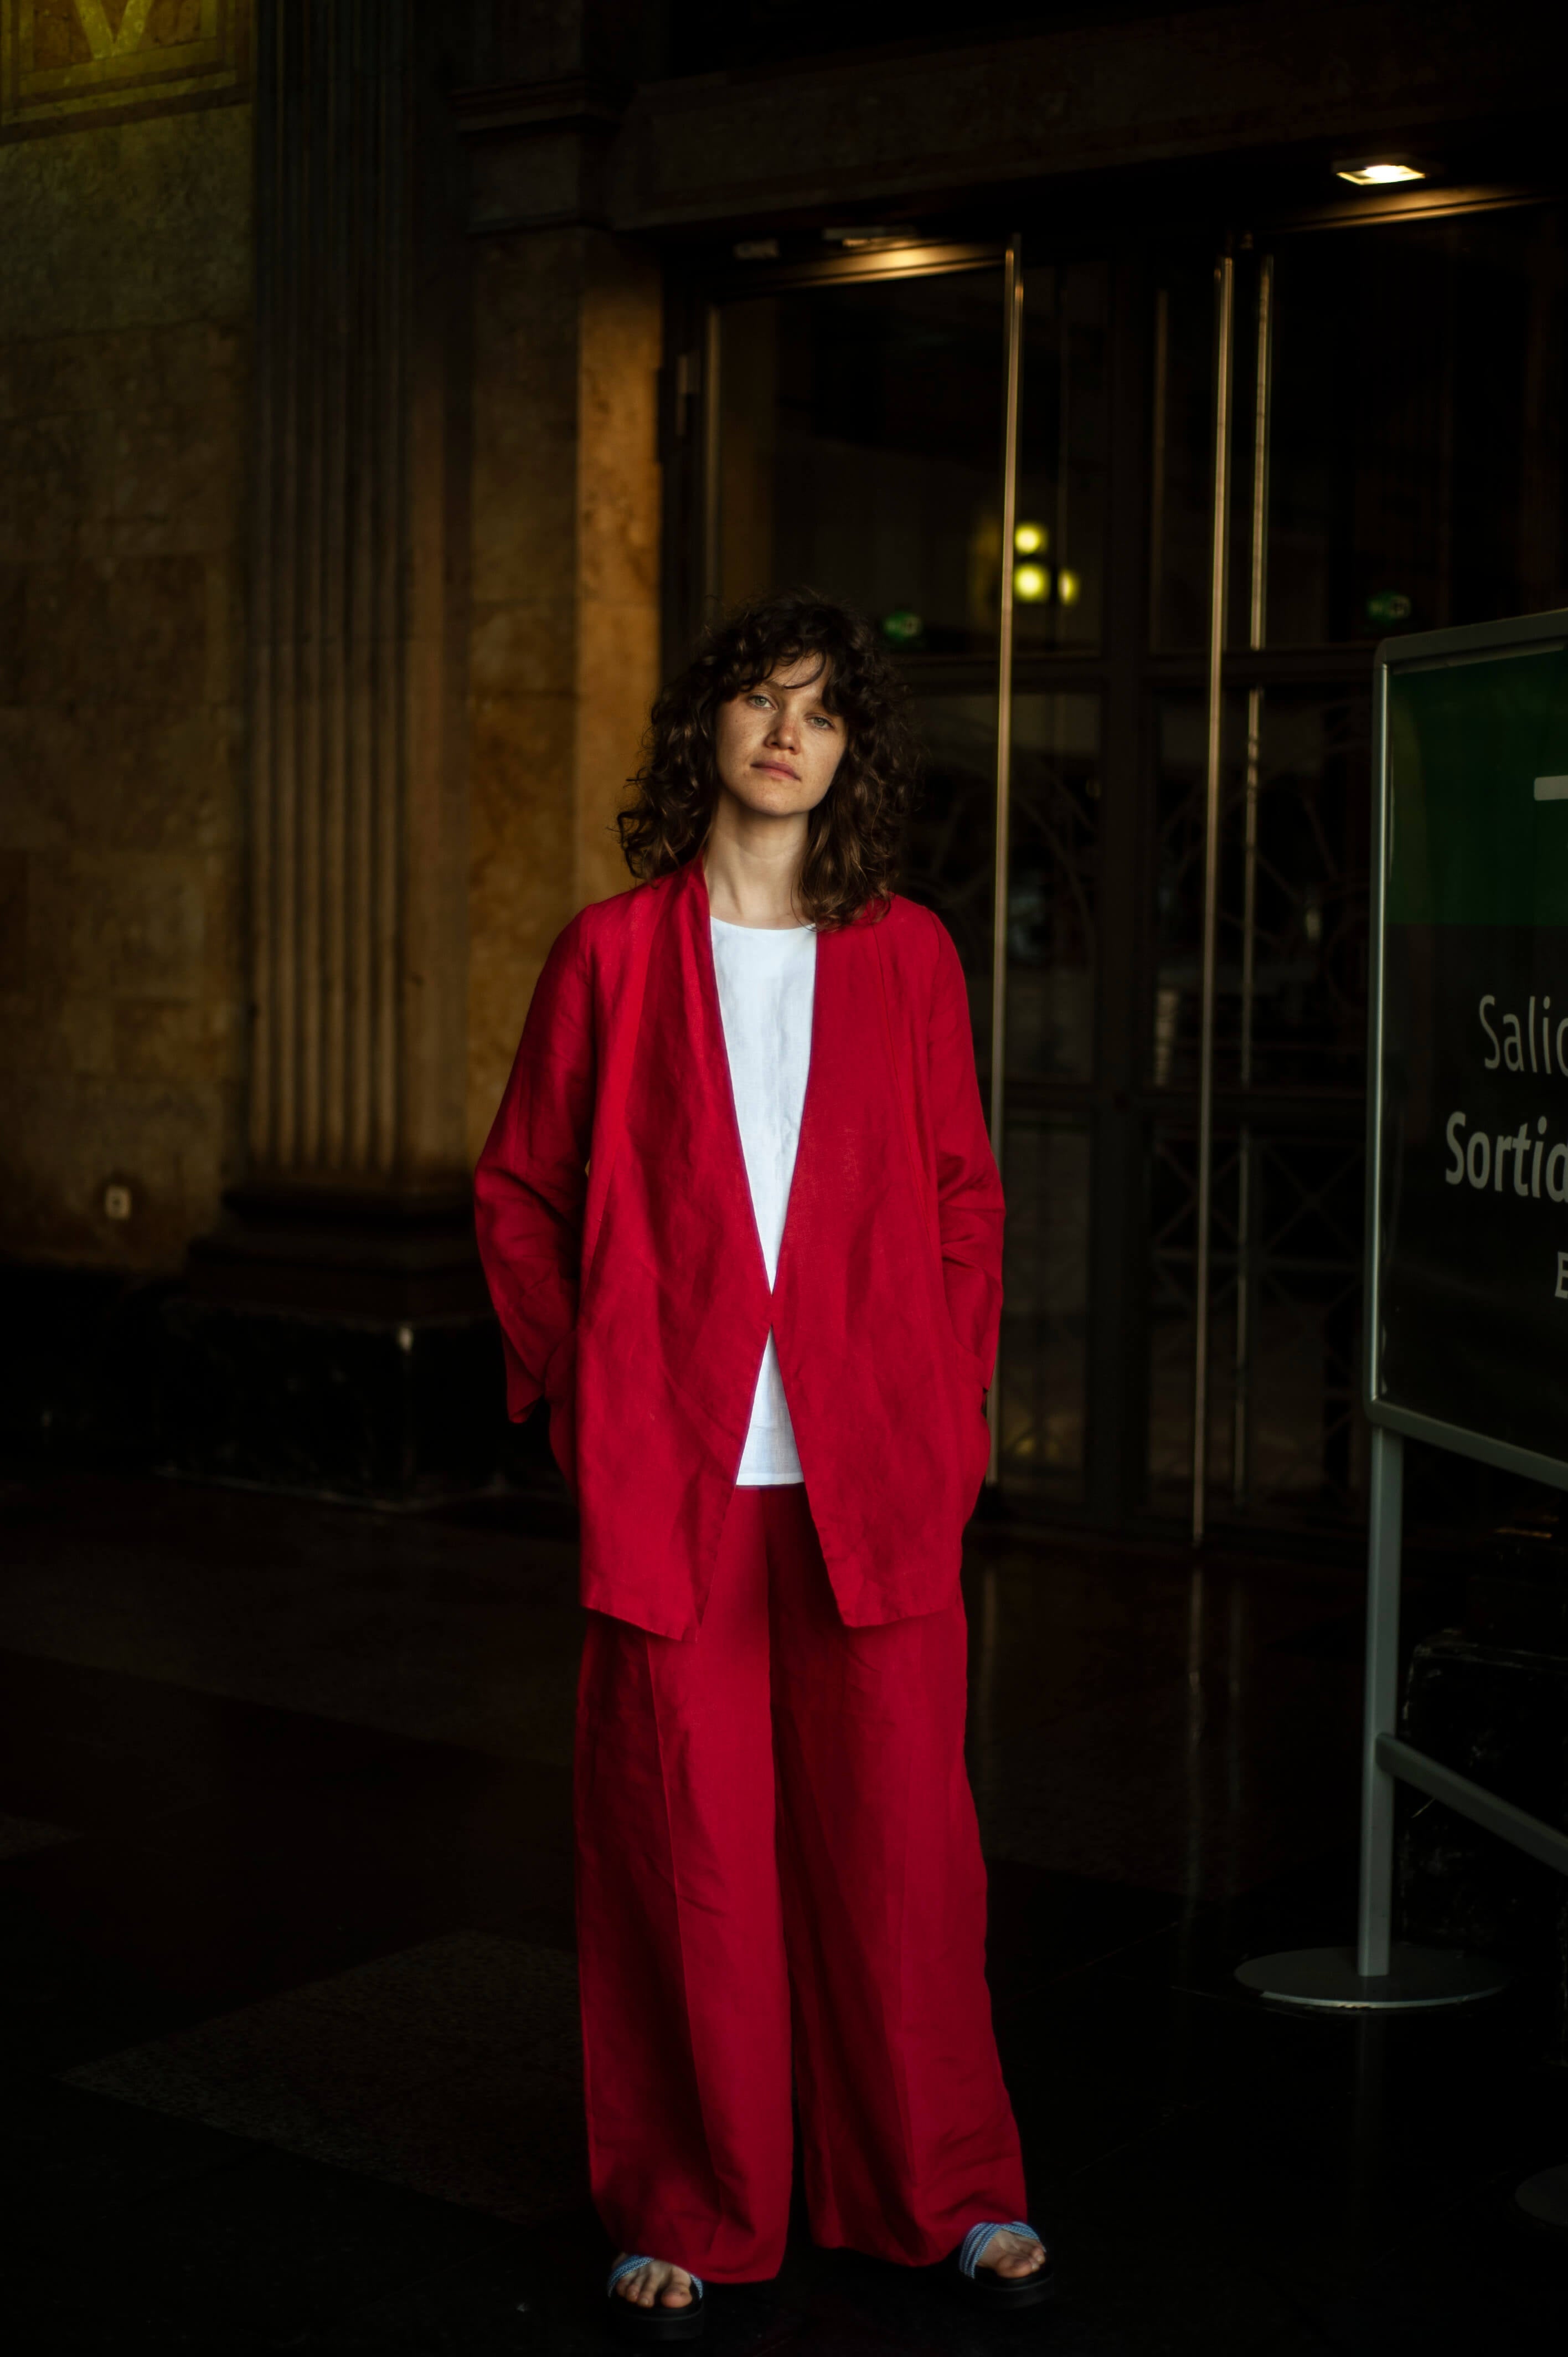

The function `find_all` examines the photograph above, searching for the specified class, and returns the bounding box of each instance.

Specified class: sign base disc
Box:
[1234,1942,1511,2010]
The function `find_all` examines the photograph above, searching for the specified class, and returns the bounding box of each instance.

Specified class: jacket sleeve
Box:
[473,914,596,1422]
[926,918,1006,1388]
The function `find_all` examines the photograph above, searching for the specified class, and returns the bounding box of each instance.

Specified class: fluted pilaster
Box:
[249,0,463,1185]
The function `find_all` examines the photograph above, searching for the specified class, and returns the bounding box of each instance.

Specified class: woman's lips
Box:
[754,760,798,779]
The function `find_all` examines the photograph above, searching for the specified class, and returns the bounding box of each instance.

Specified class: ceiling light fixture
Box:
[1334,158,1426,186]
[822,225,914,251]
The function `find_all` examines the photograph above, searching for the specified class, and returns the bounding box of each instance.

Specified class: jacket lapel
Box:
[663,858,771,1291]
[775,912,902,1294]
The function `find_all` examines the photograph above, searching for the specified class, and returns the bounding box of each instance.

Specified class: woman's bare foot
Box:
[612,2256,696,2310]
[976,2227,1048,2279]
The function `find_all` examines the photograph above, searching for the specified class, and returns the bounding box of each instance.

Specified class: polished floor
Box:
[0,1471,1562,2353]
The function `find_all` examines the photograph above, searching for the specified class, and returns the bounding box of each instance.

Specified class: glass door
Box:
[708,254,1009,1067]
[702,240,1111,1510]
[689,201,1568,1538]
[1153,204,1568,1541]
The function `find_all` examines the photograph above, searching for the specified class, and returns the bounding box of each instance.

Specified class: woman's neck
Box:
[702,796,809,929]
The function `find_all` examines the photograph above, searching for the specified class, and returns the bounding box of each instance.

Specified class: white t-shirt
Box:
[709,916,817,1484]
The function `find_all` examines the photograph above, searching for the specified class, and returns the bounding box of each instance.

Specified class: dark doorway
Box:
[677,202,1568,1538]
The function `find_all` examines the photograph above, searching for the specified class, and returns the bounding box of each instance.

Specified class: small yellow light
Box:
[1014,563,1050,603]
[1056,568,1081,607]
[1014,521,1048,557]
[1335,160,1425,186]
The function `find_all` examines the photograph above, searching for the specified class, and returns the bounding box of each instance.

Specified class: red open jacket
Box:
[473,858,1003,1640]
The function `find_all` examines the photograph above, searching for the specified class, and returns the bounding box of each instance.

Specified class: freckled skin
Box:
[702,660,844,930]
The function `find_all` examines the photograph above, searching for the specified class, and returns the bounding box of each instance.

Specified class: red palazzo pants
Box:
[573,1483,1027,2283]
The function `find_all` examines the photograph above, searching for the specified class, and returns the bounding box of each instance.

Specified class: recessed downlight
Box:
[822,225,915,250]
[1335,159,1426,186]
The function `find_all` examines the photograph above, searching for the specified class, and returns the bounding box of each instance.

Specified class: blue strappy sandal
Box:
[606,2254,706,2341]
[948,2220,1054,2309]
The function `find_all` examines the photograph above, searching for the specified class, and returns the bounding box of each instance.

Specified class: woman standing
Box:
[474,591,1048,2338]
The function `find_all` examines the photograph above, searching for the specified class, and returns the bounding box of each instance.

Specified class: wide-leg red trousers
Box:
[573,1483,1026,2282]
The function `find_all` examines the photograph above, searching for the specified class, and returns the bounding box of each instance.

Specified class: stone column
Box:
[178,0,484,1499]
[464,218,662,1152]
[175,0,664,1502]
[247,0,467,1191]
[456,10,664,1156]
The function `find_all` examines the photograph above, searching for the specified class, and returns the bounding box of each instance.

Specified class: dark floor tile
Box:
[1281,2176,1565,2355]
[0,2079,263,2223]
[13,2137,527,2352]
[66,1984,589,2225]
[0,1648,575,2080]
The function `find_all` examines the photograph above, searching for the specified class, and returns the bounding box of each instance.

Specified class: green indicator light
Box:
[1367,590,1414,625]
[881,609,925,645]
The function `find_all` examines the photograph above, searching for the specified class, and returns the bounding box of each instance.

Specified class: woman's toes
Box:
[984,2230,1046,2276]
[613,2255,697,2309]
[620,2263,693,2308]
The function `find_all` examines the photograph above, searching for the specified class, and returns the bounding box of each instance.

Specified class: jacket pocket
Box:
[543,1326,580,1497]
[964,1385,992,1508]
[938,1321,991,1512]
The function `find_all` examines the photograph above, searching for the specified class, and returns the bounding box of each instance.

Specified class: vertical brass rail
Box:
[1192,253,1234,1545]
[700,304,723,616]
[1148,286,1169,647]
[989,238,1024,1157]
[1234,254,1273,1508]
[987,236,1025,1484]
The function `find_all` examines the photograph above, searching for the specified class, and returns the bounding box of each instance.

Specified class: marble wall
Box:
[0,100,252,1268]
[466,224,661,1158]
[0,7,668,1268]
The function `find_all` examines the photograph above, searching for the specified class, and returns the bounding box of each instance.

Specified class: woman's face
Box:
[713,659,845,822]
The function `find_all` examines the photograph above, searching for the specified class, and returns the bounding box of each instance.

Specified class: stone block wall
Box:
[0,102,252,1271]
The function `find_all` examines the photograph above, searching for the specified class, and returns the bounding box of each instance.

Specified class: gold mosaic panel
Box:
[1,0,247,138]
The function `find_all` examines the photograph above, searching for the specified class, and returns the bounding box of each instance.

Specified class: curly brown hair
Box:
[616,588,920,929]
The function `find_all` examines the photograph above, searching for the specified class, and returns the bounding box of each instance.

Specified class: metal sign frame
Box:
[1366,604,1568,1489]
[1237,605,1568,2022]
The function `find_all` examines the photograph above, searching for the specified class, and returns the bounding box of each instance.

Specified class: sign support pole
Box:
[1355,1424,1402,1978]
[1235,1414,1512,2009]
[1234,1426,1510,2008]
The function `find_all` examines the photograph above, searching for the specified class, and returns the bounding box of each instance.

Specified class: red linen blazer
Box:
[473,857,1003,1640]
